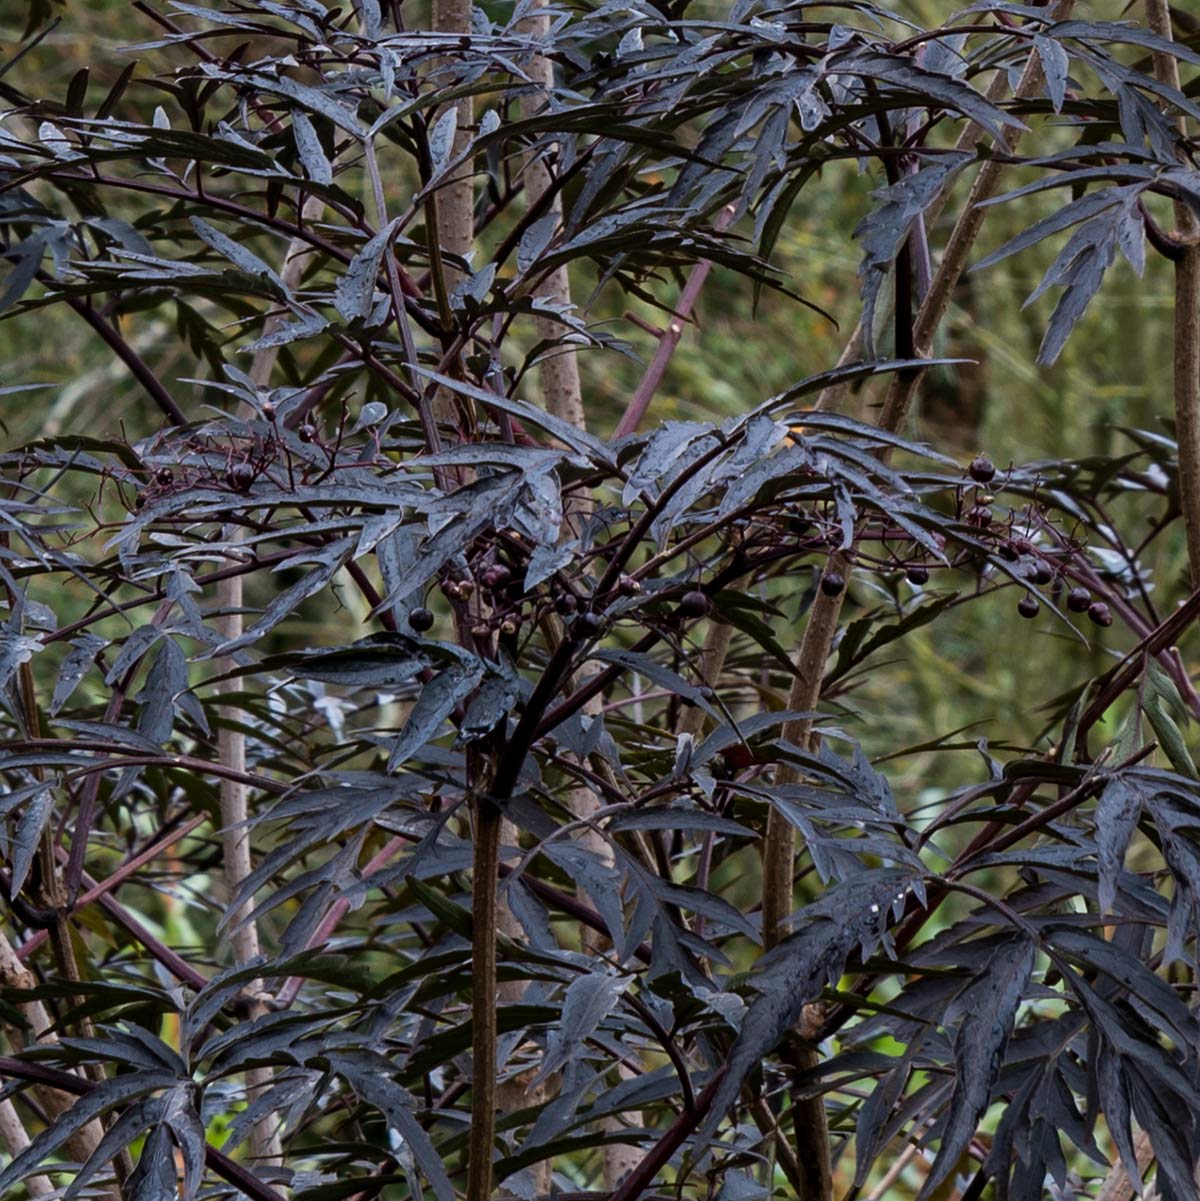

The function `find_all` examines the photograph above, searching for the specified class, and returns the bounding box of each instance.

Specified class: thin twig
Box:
[63,294,187,426]
[613,204,736,440]
[17,813,205,961]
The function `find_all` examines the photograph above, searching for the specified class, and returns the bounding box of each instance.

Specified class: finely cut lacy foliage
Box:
[2,3,1200,1201]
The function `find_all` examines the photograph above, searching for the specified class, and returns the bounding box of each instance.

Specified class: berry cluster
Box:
[960,455,1114,627]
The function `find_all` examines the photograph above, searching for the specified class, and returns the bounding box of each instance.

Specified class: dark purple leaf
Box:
[920,937,1035,1200]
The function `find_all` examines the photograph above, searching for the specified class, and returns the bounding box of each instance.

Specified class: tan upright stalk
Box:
[492,7,647,1189]
[762,6,1077,1198]
[430,0,476,427]
[0,931,104,1185]
[678,621,733,742]
[1145,0,1200,587]
[1095,1129,1155,1201]
[493,913,552,1193]
[216,194,323,1167]
[432,0,474,296]
[520,0,584,434]
[0,1097,53,1197]
[759,564,844,1201]
[214,581,280,1166]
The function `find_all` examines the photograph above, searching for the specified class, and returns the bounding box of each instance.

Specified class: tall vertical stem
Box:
[216,195,323,1167]
[466,795,501,1201]
[0,1098,53,1198]
[762,7,1077,1198]
[1145,0,1200,586]
[431,0,476,435]
[426,1,495,1194]
[0,931,106,1188]
[431,0,474,294]
[519,1,585,435]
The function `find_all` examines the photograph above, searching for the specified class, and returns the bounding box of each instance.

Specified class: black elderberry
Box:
[969,454,996,484]
[574,611,604,637]
[230,463,255,491]
[821,572,846,598]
